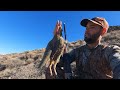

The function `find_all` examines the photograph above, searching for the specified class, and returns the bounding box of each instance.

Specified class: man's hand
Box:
[54,20,62,35]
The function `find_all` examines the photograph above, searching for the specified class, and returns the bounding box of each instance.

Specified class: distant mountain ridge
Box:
[101,26,120,47]
[0,26,120,79]
[108,26,120,32]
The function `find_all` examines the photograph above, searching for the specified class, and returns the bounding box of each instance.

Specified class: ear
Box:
[101,28,106,36]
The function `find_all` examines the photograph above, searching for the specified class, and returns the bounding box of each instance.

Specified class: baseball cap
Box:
[80,17,109,31]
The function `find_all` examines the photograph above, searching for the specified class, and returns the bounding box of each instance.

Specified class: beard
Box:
[84,32,101,44]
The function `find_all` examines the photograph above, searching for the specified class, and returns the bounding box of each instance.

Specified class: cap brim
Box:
[80,19,102,27]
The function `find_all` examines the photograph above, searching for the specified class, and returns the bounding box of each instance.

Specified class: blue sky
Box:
[0,11,120,54]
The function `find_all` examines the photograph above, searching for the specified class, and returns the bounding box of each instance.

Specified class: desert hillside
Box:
[0,26,120,79]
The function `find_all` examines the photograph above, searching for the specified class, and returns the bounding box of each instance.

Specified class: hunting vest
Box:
[75,44,113,79]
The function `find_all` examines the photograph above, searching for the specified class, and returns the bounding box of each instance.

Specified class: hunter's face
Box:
[84,22,102,44]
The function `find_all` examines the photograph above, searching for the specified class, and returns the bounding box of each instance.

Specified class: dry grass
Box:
[0,28,120,79]
[102,30,120,46]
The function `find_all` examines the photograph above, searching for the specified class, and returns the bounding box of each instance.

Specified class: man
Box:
[58,17,120,79]
[38,20,66,79]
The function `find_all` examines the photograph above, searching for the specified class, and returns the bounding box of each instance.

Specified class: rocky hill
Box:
[101,26,120,47]
[0,26,120,79]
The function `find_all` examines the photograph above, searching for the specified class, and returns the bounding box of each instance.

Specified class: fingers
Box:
[56,20,62,27]
[54,20,63,34]
[59,21,62,26]
[57,20,62,25]
[57,20,59,25]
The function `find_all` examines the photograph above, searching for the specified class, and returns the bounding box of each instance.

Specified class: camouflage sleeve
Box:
[63,48,77,73]
[69,48,78,61]
[105,45,120,79]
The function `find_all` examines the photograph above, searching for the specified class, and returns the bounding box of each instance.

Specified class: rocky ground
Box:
[0,40,85,79]
[0,26,120,79]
